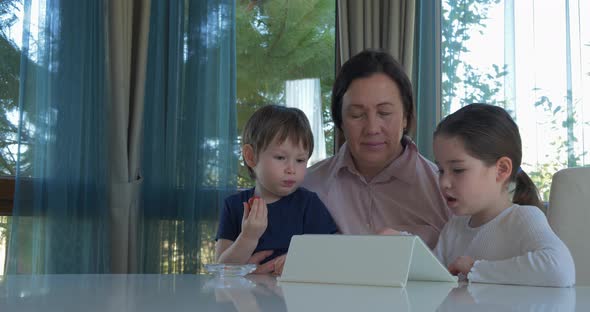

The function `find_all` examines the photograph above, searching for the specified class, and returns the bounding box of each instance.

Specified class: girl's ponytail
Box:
[513,169,544,211]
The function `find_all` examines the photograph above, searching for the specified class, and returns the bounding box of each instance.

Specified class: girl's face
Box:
[433,135,511,225]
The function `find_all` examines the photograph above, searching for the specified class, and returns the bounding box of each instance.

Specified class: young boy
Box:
[215,105,338,274]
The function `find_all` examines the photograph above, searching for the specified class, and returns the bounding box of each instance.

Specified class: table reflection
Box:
[0,274,583,312]
[437,283,576,312]
[280,281,456,312]
[203,274,287,312]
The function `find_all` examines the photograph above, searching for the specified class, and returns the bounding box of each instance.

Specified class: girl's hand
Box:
[241,197,268,241]
[448,256,475,276]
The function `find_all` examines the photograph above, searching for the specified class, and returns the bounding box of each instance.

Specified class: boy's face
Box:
[246,137,309,203]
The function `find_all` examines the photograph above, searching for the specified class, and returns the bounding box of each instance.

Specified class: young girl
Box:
[432,103,575,287]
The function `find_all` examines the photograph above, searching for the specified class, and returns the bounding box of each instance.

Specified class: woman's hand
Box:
[272,254,287,276]
[241,197,268,241]
[246,252,287,275]
[448,256,475,276]
[247,250,274,274]
[376,227,401,235]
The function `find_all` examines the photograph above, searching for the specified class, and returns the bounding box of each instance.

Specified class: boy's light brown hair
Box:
[242,105,314,179]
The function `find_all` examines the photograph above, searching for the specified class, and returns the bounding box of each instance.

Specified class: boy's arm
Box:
[215,236,260,264]
[216,198,268,264]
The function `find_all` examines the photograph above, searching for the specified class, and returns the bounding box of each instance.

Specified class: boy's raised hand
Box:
[241,197,268,241]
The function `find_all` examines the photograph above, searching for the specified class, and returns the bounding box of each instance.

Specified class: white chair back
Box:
[547,167,590,285]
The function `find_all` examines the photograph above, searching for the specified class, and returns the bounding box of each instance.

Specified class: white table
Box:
[0,274,589,311]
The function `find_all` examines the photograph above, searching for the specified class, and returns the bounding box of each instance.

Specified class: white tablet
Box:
[279,235,457,287]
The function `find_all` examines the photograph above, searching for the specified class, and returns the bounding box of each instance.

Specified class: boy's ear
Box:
[495,156,513,183]
[242,144,257,168]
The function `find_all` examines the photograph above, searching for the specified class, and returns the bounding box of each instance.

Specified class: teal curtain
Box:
[413,0,441,161]
[140,0,238,273]
[7,0,110,273]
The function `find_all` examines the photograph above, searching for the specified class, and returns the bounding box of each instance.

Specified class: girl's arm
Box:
[467,207,575,287]
[468,246,575,287]
[432,232,447,265]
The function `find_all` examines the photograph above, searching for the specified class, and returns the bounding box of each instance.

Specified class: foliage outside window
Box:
[235,0,335,188]
[1,0,22,176]
[0,0,24,275]
[441,0,590,200]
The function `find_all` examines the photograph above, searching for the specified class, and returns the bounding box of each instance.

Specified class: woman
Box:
[303,50,450,248]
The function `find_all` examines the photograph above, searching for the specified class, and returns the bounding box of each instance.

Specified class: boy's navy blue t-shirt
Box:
[216,187,338,262]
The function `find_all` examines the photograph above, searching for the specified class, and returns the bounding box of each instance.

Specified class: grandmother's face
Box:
[341,73,407,178]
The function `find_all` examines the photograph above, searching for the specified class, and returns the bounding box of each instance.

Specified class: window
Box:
[441,0,590,200]
[0,0,25,275]
[1,1,22,177]
[0,0,337,274]
[235,0,335,187]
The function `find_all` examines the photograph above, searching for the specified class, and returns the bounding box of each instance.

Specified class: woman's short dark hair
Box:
[331,50,414,135]
[242,105,314,179]
[434,103,543,209]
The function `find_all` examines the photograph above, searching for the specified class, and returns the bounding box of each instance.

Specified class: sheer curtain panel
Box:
[140,0,238,273]
[8,0,110,273]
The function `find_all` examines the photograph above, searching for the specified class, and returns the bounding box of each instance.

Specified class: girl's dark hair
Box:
[331,49,414,135]
[434,104,543,209]
[242,105,314,179]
